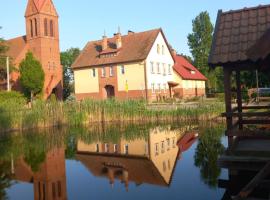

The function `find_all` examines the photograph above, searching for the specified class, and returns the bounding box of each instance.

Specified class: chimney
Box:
[115,27,122,49]
[102,32,108,51]
[171,49,177,56]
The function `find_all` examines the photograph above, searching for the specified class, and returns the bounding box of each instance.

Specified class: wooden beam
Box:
[236,70,243,129]
[223,112,270,118]
[226,130,270,138]
[242,106,270,110]
[233,162,270,200]
[224,68,233,130]
[242,119,270,125]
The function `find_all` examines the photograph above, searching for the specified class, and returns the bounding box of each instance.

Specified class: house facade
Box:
[4,0,63,99]
[72,28,207,101]
[172,53,207,98]
[72,29,175,101]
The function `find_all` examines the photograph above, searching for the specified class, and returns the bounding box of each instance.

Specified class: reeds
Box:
[0,99,225,132]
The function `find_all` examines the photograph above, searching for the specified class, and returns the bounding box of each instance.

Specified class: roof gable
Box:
[174,55,207,81]
[25,0,39,16]
[209,4,270,67]
[6,36,28,64]
[72,29,161,69]
[25,0,58,17]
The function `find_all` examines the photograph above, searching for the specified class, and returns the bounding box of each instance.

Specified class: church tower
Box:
[24,0,62,99]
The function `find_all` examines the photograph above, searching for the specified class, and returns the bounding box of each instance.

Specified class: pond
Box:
[0,122,228,200]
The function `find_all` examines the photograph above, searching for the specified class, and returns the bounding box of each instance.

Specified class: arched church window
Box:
[34,18,38,36]
[44,18,48,36]
[30,19,33,37]
[50,20,54,37]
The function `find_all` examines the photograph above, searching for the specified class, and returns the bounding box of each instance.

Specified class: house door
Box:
[105,85,115,99]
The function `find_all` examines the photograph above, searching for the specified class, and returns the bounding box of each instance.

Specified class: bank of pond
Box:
[0,97,224,132]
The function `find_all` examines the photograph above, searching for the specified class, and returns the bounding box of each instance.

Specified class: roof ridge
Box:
[6,35,27,42]
[222,4,270,15]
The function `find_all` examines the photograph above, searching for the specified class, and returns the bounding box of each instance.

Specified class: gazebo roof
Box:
[209,4,270,69]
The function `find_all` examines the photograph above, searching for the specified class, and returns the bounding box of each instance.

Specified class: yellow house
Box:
[72,28,175,101]
[76,126,184,189]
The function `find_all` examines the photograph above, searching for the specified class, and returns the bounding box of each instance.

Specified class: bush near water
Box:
[0,92,224,132]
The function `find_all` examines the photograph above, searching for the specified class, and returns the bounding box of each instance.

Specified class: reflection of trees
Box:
[0,161,12,200]
[194,125,225,188]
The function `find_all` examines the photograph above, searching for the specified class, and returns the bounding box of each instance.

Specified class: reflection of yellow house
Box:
[76,127,182,189]
[11,148,67,200]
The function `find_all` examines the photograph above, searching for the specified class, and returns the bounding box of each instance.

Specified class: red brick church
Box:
[5,0,62,99]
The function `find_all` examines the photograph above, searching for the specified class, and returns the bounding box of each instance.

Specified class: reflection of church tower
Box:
[24,0,63,99]
[33,148,67,200]
[13,148,67,200]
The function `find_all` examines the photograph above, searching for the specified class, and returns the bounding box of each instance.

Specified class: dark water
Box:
[0,122,228,200]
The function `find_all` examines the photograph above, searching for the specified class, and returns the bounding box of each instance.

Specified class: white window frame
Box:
[105,143,109,153]
[92,68,96,77]
[151,62,154,74]
[124,144,129,155]
[102,67,106,77]
[163,63,166,76]
[109,66,114,77]
[157,63,160,74]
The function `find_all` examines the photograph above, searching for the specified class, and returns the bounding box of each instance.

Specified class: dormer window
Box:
[191,70,196,74]
[157,44,160,54]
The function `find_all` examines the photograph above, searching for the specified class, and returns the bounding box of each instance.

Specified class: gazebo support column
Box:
[223,68,233,145]
[236,70,243,130]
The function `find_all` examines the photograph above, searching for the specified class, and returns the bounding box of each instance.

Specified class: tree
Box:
[19,52,45,100]
[60,48,80,100]
[188,12,223,91]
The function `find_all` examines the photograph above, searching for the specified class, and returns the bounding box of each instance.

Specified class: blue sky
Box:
[1,0,269,56]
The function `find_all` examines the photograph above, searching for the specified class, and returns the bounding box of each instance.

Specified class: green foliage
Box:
[194,124,225,187]
[241,71,270,88]
[0,27,9,80]
[19,52,45,99]
[187,12,224,92]
[60,48,80,100]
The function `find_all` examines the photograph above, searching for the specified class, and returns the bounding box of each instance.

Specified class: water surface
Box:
[0,122,227,200]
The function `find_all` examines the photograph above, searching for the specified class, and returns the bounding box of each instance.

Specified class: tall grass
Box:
[0,98,224,132]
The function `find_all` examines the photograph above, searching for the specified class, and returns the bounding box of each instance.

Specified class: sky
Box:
[1,0,270,56]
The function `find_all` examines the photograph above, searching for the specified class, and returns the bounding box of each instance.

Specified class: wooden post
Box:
[236,71,243,130]
[223,68,233,145]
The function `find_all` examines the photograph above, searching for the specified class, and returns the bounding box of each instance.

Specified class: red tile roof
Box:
[173,55,207,81]
[5,36,28,61]
[209,4,270,67]
[72,29,170,69]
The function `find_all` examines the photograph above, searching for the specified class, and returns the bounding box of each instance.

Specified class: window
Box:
[114,144,119,153]
[96,144,99,152]
[155,143,159,156]
[168,64,172,75]
[30,19,33,37]
[44,18,48,36]
[109,66,114,76]
[161,141,165,153]
[124,144,129,155]
[163,161,166,172]
[162,45,165,55]
[105,143,109,153]
[151,83,155,93]
[163,63,166,75]
[172,138,176,148]
[34,18,38,36]
[191,70,196,74]
[57,181,61,198]
[157,63,160,74]
[151,62,154,74]
[121,65,125,74]
[102,67,106,77]
[52,183,56,199]
[50,20,54,37]
[157,44,160,54]
[92,68,96,77]
[167,138,170,151]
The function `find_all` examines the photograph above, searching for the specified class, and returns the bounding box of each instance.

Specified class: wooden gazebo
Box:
[209,5,270,139]
[209,5,270,200]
